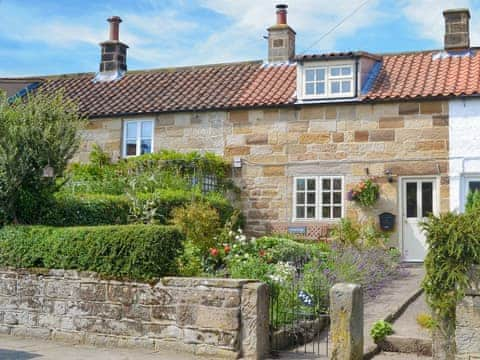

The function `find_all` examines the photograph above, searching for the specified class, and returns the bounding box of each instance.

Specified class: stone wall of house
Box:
[77,100,450,242]
[0,268,269,359]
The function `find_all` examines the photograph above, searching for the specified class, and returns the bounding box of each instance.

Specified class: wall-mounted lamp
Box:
[385,169,394,183]
[364,167,369,176]
[233,157,242,168]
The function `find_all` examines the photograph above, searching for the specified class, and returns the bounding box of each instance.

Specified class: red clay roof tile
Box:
[8,49,480,118]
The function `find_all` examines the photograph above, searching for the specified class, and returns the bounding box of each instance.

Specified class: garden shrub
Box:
[422,211,480,354]
[465,190,480,213]
[171,201,221,253]
[0,225,183,281]
[21,193,130,226]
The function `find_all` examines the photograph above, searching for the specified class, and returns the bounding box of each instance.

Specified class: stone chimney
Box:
[96,16,128,81]
[267,4,296,64]
[443,9,471,51]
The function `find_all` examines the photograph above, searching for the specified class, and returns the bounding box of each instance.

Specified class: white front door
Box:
[401,178,438,262]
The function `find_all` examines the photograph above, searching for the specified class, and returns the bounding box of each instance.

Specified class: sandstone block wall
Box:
[0,268,269,359]
[456,273,480,359]
[77,100,450,241]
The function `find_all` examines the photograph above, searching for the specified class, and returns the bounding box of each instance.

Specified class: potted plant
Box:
[348,179,380,207]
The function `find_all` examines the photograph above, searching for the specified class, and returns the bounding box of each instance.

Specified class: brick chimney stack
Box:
[267,4,296,64]
[443,9,471,51]
[97,16,129,81]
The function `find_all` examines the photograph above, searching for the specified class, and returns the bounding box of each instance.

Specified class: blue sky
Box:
[0,0,479,77]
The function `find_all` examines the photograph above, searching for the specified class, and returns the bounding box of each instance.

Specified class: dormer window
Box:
[303,63,354,99]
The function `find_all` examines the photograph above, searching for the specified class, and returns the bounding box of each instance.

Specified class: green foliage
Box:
[171,202,221,253]
[176,242,204,277]
[19,193,130,226]
[350,178,380,207]
[0,225,184,281]
[62,150,233,196]
[330,218,388,248]
[416,313,435,330]
[0,91,85,223]
[422,212,480,332]
[330,218,360,247]
[465,190,480,213]
[370,320,393,342]
[89,143,111,167]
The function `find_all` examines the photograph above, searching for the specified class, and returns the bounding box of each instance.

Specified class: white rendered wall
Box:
[449,98,480,212]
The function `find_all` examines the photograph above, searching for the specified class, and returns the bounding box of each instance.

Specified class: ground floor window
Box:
[294,176,343,221]
[123,119,154,157]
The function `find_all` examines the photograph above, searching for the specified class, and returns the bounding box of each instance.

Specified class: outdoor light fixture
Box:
[385,169,394,183]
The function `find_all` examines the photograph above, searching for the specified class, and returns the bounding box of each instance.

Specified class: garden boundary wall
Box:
[0,268,269,359]
[456,269,480,359]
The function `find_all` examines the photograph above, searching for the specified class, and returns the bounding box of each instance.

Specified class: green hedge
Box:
[0,225,184,280]
[135,189,236,225]
[31,194,130,226]
[20,190,236,227]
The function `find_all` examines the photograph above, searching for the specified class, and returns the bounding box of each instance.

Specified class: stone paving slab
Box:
[364,265,425,353]
[0,335,196,360]
[374,352,431,359]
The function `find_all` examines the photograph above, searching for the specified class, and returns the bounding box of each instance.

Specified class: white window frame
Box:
[122,119,154,158]
[292,176,345,222]
[300,61,355,100]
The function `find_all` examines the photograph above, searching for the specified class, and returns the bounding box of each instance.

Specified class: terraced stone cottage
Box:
[2,6,480,261]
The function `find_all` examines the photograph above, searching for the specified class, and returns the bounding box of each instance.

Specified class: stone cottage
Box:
[2,6,480,261]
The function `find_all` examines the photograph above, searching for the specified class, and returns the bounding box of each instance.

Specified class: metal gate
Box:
[269,283,331,358]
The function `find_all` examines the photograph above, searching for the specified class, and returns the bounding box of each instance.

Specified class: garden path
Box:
[273,264,426,359]
[0,335,196,360]
[364,264,425,353]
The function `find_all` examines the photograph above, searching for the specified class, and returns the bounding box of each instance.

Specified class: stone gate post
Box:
[329,283,363,360]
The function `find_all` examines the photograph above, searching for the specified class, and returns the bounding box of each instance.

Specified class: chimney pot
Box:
[108,16,122,41]
[276,4,288,25]
[443,8,471,51]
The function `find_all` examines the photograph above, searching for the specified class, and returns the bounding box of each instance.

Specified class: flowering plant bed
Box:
[348,179,380,207]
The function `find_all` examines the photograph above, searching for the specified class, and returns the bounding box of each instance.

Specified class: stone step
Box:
[378,335,432,357]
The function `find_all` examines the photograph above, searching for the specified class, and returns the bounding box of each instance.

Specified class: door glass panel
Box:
[307,179,316,191]
[468,181,480,193]
[322,192,330,204]
[322,179,331,190]
[406,182,417,218]
[422,182,433,217]
[333,178,342,190]
[333,192,342,204]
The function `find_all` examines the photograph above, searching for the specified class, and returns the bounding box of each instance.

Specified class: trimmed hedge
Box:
[29,194,130,226]
[0,225,184,280]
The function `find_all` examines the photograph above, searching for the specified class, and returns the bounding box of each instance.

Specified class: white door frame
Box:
[398,176,440,262]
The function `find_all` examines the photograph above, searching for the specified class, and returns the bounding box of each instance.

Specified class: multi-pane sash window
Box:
[304,64,354,98]
[123,120,154,157]
[294,176,343,220]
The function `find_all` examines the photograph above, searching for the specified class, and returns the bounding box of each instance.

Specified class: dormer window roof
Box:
[295,52,381,103]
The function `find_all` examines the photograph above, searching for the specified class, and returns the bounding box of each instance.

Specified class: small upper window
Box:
[303,64,354,99]
[123,119,154,157]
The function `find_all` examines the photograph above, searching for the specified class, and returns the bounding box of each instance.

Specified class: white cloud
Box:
[401,0,480,46]
[199,0,383,54]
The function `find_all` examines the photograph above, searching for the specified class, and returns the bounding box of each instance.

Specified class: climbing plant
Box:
[422,211,480,357]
